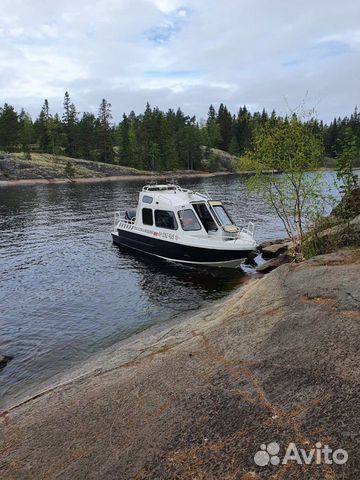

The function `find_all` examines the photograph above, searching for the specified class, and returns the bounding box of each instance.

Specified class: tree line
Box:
[0,92,359,170]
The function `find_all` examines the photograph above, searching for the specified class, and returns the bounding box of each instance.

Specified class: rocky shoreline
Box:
[1,248,359,479]
[0,153,237,187]
[0,170,236,187]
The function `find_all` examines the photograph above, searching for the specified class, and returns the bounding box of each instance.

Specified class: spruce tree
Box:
[18,109,34,159]
[118,113,132,166]
[97,99,114,163]
[78,112,96,160]
[206,104,222,149]
[36,99,51,153]
[236,106,253,154]
[62,91,78,157]
[0,103,19,151]
[216,103,233,151]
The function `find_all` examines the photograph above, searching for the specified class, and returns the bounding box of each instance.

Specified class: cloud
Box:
[146,6,191,44]
[0,0,359,122]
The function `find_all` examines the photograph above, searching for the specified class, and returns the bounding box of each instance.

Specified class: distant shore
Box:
[0,167,345,188]
[0,152,241,187]
[1,152,355,187]
[0,170,237,187]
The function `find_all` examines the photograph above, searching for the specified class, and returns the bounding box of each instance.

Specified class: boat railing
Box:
[194,191,211,200]
[113,211,135,230]
[240,221,255,238]
[142,184,188,193]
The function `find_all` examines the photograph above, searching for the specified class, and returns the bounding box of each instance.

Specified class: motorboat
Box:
[111,184,256,268]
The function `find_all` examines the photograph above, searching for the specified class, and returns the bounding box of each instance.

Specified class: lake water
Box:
[0,173,340,408]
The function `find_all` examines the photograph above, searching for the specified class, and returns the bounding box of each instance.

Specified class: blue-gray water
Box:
[0,173,341,408]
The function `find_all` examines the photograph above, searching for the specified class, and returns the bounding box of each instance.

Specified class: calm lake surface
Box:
[0,173,340,408]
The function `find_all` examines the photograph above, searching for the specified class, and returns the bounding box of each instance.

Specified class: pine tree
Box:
[18,109,34,159]
[140,102,154,169]
[36,99,51,153]
[325,118,339,157]
[49,113,63,156]
[228,135,240,156]
[62,91,78,157]
[0,103,19,151]
[216,103,233,151]
[336,127,359,219]
[97,99,114,163]
[158,113,177,170]
[118,113,132,166]
[236,106,253,154]
[78,112,96,160]
[206,104,222,149]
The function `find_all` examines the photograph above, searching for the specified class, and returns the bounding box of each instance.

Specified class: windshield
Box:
[211,205,233,226]
[192,203,218,232]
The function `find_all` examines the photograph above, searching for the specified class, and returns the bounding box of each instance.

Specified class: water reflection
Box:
[0,172,341,408]
[115,245,250,312]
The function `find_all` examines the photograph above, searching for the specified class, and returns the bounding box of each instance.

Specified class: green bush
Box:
[64,160,76,178]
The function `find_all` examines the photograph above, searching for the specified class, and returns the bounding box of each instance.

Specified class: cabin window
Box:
[192,203,218,232]
[155,210,178,230]
[143,195,153,204]
[211,205,233,226]
[178,209,201,231]
[142,208,153,226]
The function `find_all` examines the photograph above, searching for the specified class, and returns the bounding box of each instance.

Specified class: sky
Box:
[0,0,359,124]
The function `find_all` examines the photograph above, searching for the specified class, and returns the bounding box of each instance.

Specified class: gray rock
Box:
[257,237,288,249]
[0,354,13,368]
[1,249,358,479]
[256,253,294,273]
[243,250,259,267]
[261,241,291,258]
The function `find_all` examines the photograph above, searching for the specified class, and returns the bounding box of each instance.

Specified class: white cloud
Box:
[0,0,359,122]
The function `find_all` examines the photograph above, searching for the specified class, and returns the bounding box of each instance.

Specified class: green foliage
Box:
[0,103,19,151]
[246,116,330,255]
[0,95,359,175]
[40,100,50,151]
[64,160,76,178]
[301,215,338,259]
[62,91,78,157]
[336,127,359,215]
[117,113,132,166]
[235,106,253,154]
[217,103,233,150]
[228,135,240,156]
[18,109,34,159]
[97,98,114,163]
[236,155,255,171]
[77,112,97,160]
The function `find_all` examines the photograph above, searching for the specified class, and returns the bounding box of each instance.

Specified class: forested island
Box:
[0,92,359,174]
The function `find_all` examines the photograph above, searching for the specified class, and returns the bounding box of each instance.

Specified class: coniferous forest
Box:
[0,92,359,171]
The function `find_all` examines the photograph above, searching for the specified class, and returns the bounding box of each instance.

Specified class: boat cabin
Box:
[127,184,240,239]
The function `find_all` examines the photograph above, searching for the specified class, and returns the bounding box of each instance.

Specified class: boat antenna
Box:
[204,189,212,200]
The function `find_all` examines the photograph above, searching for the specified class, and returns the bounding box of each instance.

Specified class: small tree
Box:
[245,115,327,256]
[335,127,359,219]
[64,160,76,179]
